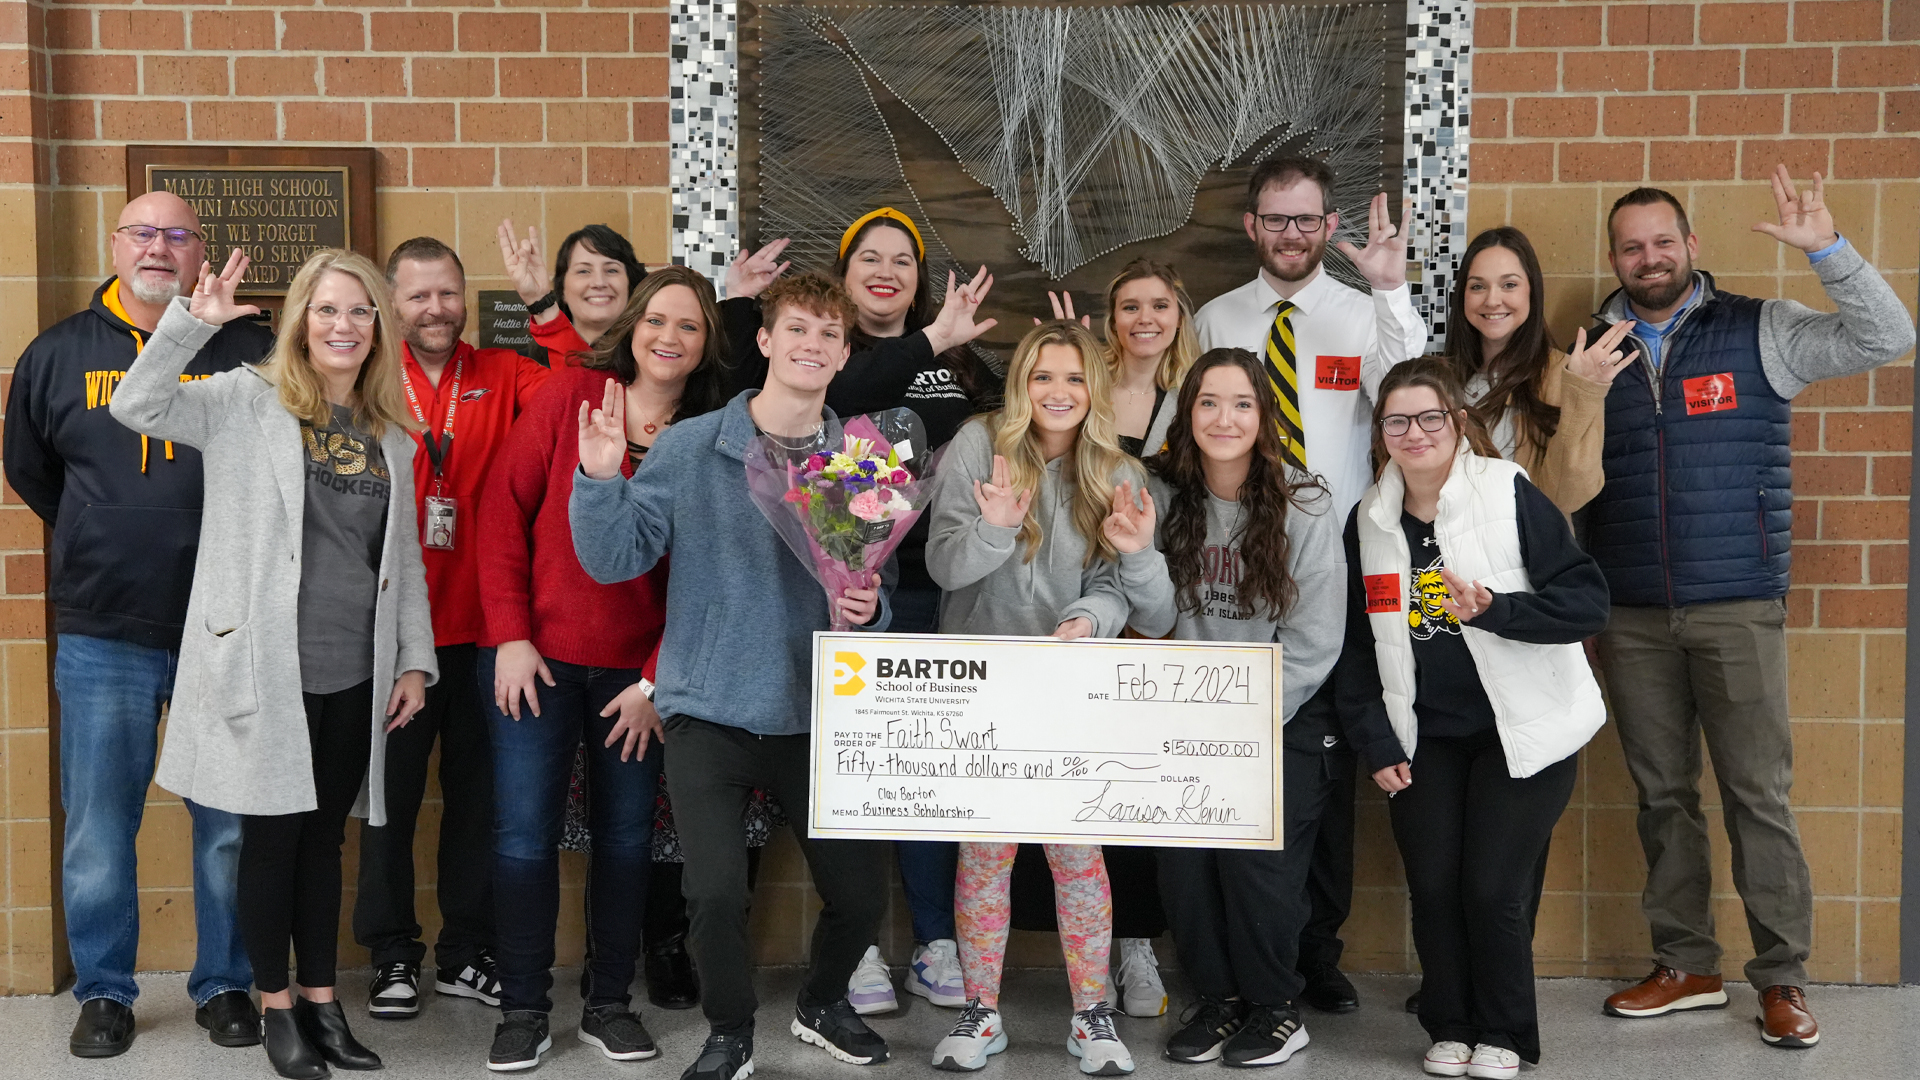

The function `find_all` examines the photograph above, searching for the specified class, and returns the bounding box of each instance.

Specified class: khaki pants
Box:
[1597,598,1812,990]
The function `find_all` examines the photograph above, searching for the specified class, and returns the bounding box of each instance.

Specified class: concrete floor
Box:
[1,966,1914,1079]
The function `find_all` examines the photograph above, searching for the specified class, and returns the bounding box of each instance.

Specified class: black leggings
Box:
[240,680,375,994]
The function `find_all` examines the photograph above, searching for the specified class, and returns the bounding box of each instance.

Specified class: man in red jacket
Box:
[353,236,551,1019]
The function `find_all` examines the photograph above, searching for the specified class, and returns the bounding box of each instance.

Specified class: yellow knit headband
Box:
[838,207,925,261]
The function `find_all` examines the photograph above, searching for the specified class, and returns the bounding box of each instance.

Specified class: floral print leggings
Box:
[955,842,1112,1010]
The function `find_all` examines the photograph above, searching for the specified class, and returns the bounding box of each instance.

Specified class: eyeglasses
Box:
[307,303,378,327]
[1255,213,1327,235]
[1379,410,1452,437]
[115,225,203,248]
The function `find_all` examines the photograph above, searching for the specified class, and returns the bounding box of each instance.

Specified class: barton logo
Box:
[832,652,867,696]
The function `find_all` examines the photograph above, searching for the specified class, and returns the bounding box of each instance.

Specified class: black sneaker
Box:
[440,952,503,1007]
[1297,965,1359,1014]
[791,996,890,1064]
[580,1003,660,1061]
[1221,1004,1308,1068]
[487,1011,551,1073]
[368,961,421,1018]
[1165,998,1248,1063]
[682,1030,755,1080]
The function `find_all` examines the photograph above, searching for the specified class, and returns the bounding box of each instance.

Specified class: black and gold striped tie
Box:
[1264,299,1307,471]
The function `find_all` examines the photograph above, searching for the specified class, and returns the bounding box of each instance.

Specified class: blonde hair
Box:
[987,319,1139,566]
[258,250,414,439]
[1102,258,1200,391]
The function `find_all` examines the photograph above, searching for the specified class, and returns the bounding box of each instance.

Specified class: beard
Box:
[404,319,463,356]
[125,268,184,305]
[1621,256,1693,312]
[1260,232,1328,283]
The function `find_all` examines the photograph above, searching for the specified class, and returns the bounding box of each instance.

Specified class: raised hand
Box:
[1437,567,1493,623]
[1563,320,1639,385]
[1752,164,1840,254]
[577,378,628,481]
[727,238,792,299]
[1031,289,1091,328]
[926,266,999,353]
[496,218,551,307]
[1334,191,1409,291]
[1102,481,1156,554]
[188,250,261,326]
[971,453,1033,529]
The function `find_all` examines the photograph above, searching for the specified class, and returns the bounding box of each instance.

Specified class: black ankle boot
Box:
[262,1006,329,1080]
[293,998,382,1070]
[645,935,699,1010]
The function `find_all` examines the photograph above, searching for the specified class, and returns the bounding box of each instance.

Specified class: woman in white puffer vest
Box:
[1334,359,1609,1080]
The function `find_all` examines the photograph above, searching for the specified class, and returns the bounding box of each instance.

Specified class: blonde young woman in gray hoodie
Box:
[924,320,1174,1076]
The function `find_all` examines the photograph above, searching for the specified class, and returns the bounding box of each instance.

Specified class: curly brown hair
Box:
[759,271,858,333]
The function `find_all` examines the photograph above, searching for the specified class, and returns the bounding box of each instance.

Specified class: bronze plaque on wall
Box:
[126,147,377,296]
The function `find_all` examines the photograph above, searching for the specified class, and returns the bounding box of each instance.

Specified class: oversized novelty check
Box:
[808,633,1281,849]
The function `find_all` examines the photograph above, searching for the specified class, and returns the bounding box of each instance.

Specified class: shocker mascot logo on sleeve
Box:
[1408,539,1462,641]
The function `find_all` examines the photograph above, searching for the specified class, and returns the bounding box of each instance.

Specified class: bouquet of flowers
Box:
[744,408,930,631]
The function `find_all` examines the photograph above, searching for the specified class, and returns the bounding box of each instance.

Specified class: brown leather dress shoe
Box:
[1757,985,1819,1047]
[1603,965,1729,1017]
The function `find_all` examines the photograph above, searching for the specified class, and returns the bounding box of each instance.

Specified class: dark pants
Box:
[484,649,659,1015]
[1390,728,1576,1064]
[1296,746,1356,972]
[665,715,888,1032]
[1159,745,1337,1007]
[239,680,375,994]
[353,643,493,972]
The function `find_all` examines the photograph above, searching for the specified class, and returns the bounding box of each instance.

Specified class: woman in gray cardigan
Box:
[111,249,436,1080]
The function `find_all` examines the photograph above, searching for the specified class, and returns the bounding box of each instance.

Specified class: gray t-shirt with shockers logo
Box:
[297,404,390,694]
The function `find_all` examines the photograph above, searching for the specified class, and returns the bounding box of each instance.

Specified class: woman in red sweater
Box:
[476,266,732,1071]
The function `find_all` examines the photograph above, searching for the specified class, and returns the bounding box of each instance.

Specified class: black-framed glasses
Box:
[308,303,378,327]
[1255,213,1327,234]
[115,225,202,248]
[1379,409,1451,437]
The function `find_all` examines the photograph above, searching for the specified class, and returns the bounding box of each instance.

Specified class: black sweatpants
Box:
[353,644,493,972]
[1295,746,1356,972]
[664,715,888,1032]
[240,680,375,994]
[1390,728,1576,1063]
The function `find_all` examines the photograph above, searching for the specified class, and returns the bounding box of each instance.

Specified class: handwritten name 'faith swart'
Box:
[1072,781,1242,825]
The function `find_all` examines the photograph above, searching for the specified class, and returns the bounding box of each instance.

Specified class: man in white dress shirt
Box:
[1192,155,1426,1018]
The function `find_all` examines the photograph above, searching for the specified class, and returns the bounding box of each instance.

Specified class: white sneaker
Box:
[846,945,897,1015]
[1068,1002,1135,1075]
[1423,1040,1473,1077]
[932,1000,1007,1071]
[1467,1044,1519,1079]
[909,939,968,1008]
[1108,938,1167,1018]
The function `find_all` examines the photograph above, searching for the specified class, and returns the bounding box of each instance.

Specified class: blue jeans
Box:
[483,648,660,1014]
[886,583,959,943]
[55,633,250,1006]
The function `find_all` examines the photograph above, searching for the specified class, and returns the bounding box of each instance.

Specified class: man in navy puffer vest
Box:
[1586,168,1914,1049]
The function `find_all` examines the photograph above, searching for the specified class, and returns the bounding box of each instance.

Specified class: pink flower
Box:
[888,468,912,484]
[806,452,830,471]
[783,488,808,506]
[848,488,885,522]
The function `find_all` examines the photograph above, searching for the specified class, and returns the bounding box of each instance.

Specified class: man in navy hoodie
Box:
[4,192,273,1057]
[569,273,891,1080]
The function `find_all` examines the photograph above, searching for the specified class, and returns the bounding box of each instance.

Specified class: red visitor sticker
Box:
[1315,354,1361,391]
[1683,372,1737,415]
[1364,573,1401,613]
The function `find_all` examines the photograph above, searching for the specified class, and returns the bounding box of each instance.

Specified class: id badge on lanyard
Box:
[406,358,462,550]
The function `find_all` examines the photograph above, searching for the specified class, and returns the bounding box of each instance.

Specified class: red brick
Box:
[1791,91,1880,132]
[1873,366,1912,407]
[46,99,94,141]
[0,597,45,638]
[374,146,408,188]
[235,55,317,97]
[191,100,276,142]
[1698,93,1786,134]
[1818,587,1906,627]
[1651,140,1737,179]
[1796,454,1868,496]
[549,13,629,53]
[1513,95,1596,138]
[324,56,405,97]
[1650,3,1698,44]
[1476,5,1511,48]
[1476,51,1559,93]
[1700,2,1788,44]
[371,102,456,144]
[283,101,366,142]
[1822,500,1910,540]
[500,57,581,98]
[102,99,185,141]
[45,8,92,50]
[586,56,667,98]
[1740,137,1832,178]
[1607,4,1651,45]
[52,53,134,95]
[55,145,122,186]
[635,13,668,52]
[412,147,495,188]
[1746,47,1834,88]
[1874,455,1911,496]
[1795,543,1864,584]
[1895,1,1920,40]
[1786,586,1814,626]
[1655,49,1740,91]
[190,10,273,51]
[100,10,184,51]
[634,101,668,143]
[1559,141,1647,182]
[1605,95,1690,136]
[1517,5,1603,48]
[1565,49,1651,92]
[587,146,667,187]
[1889,90,1920,132]
[1793,412,1822,452]
[413,57,494,98]
[1800,370,1871,406]
[459,102,542,142]
[500,146,582,187]
[1794,1,1886,42]
[371,12,453,53]
[1470,98,1508,140]
[142,54,225,96]
[1793,504,1820,541]
[1473,142,1555,183]
[1837,45,1920,88]
[1869,544,1908,585]
[1835,135,1920,177]
[281,11,363,52]
[459,12,539,53]
[3,553,44,595]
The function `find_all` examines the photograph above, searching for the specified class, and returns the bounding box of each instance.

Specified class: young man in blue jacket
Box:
[566,273,892,1080]
[4,191,273,1057]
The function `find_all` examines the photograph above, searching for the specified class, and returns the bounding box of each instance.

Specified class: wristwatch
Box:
[638,677,656,701]
[526,290,558,316]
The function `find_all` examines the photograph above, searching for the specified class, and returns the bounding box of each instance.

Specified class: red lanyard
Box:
[402,354,463,478]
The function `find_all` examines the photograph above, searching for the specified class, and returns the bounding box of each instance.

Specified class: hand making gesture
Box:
[188,250,262,325]
[727,238,792,299]
[1033,290,1093,328]
[1752,164,1840,254]
[1437,567,1493,624]
[496,219,554,315]
[1335,191,1410,291]
[925,267,999,353]
[971,453,1033,529]
[1102,481,1157,554]
[577,378,628,481]
[1563,320,1639,385]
